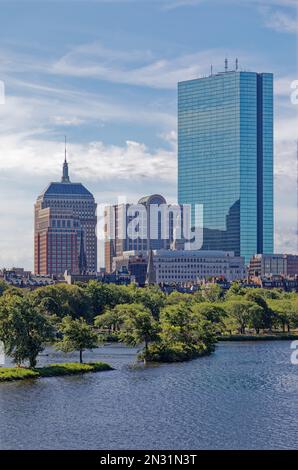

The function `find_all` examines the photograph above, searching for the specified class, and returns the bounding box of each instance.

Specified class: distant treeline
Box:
[0,279,297,367]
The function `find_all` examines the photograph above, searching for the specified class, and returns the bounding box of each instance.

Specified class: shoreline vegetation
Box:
[0,362,113,382]
[219,333,298,341]
[0,279,297,369]
[1,332,296,382]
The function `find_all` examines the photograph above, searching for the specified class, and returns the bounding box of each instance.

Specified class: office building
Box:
[104,194,184,272]
[112,253,148,286]
[113,249,245,284]
[178,64,274,263]
[153,249,245,283]
[34,155,97,276]
[249,254,298,277]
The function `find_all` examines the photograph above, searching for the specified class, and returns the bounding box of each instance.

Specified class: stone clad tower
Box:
[34,154,97,276]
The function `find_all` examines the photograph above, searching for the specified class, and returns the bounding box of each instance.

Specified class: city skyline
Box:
[0,0,297,269]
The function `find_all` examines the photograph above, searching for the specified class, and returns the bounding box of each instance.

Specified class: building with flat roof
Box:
[249,254,298,277]
[112,252,147,286]
[114,249,245,284]
[154,250,246,284]
[178,66,274,263]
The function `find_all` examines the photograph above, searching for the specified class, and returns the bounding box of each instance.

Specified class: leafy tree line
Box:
[0,280,297,367]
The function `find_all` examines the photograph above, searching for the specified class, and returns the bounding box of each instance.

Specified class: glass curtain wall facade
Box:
[178,70,273,263]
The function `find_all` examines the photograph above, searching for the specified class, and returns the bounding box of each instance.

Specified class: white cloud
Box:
[0,85,175,134]
[265,9,298,33]
[0,136,176,182]
[275,76,298,97]
[51,43,238,89]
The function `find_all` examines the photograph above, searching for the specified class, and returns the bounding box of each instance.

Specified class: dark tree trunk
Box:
[79,349,83,364]
[29,357,37,368]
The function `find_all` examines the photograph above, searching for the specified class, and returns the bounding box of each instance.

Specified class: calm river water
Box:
[0,341,297,450]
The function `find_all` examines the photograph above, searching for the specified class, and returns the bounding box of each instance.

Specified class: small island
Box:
[0,362,113,382]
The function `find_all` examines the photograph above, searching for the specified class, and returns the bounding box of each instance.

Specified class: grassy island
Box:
[0,362,113,382]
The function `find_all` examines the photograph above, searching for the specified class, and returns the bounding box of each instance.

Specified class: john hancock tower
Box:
[178,63,274,263]
[34,155,97,276]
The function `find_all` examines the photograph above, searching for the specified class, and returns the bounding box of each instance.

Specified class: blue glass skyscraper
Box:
[178,68,274,263]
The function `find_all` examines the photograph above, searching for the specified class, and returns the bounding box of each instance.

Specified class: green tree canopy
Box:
[118,303,160,363]
[197,283,223,303]
[94,304,127,333]
[31,284,93,321]
[191,302,226,326]
[0,280,8,297]
[56,316,98,363]
[0,295,54,367]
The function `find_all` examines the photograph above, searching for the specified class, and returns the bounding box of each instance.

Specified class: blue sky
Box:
[0,0,297,269]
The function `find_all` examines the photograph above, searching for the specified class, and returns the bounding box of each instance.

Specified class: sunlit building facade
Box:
[34,157,97,276]
[178,69,274,263]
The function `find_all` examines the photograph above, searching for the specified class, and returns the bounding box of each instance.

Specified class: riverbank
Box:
[0,362,113,382]
[219,333,298,341]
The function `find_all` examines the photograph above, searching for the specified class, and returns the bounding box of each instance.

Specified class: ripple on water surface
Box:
[0,341,297,450]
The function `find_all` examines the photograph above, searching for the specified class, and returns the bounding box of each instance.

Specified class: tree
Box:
[224,300,252,334]
[133,287,165,319]
[85,281,133,316]
[151,302,217,362]
[0,295,54,367]
[165,291,194,305]
[245,290,273,330]
[56,316,98,363]
[247,303,264,334]
[94,305,126,333]
[30,284,92,320]
[268,299,295,332]
[191,302,226,327]
[225,282,247,299]
[118,303,160,363]
[0,280,8,297]
[199,284,223,303]
[36,296,60,317]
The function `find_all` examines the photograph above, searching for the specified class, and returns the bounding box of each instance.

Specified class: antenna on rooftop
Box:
[64,135,67,163]
[225,58,228,72]
[236,58,239,71]
[210,64,213,76]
